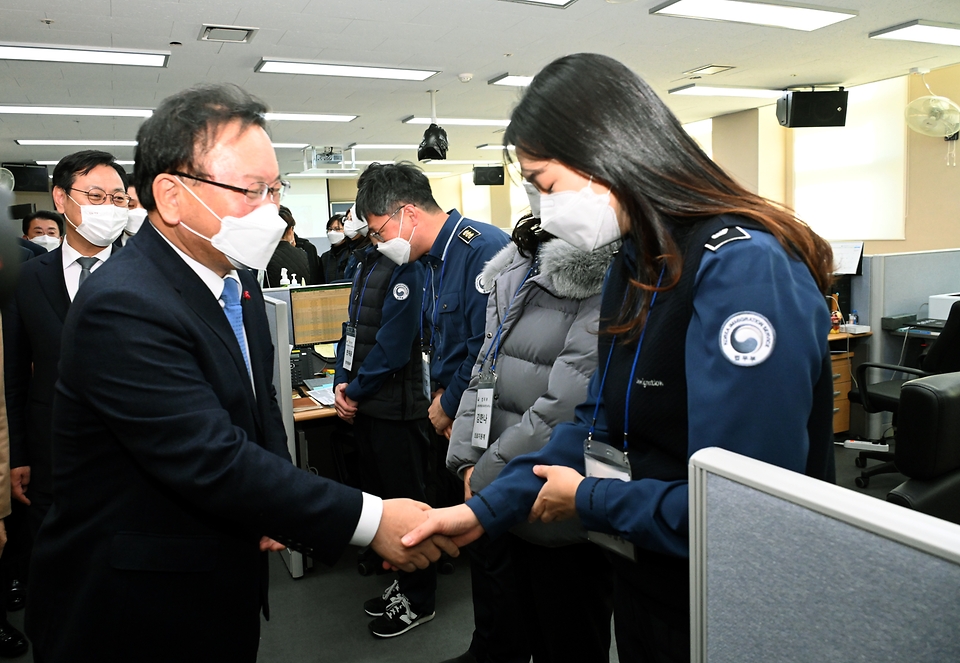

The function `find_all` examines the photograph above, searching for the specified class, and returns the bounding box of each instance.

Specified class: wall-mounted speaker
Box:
[473,166,504,186]
[776,90,848,128]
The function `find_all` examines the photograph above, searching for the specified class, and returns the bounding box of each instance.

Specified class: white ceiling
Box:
[0,0,958,177]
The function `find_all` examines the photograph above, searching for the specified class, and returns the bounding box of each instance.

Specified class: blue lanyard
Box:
[589,266,665,451]
[421,216,465,350]
[350,256,379,326]
[480,263,536,374]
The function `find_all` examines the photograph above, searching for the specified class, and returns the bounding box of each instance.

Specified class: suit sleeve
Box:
[2,291,30,469]
[0,314,11,519]
[60,285,363,563]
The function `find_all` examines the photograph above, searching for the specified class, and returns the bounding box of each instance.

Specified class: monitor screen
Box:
[289,284,351,347]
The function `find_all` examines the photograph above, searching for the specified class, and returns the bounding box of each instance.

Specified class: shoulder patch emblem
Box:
[393,283,410,301]
[705,226,751,252]
[719,311,775,367]
[458,226,481,244]
[475,273,490,294]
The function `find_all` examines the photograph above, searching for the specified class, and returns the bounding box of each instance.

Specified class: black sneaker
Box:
[363,579,399,617]
[368,593,435,638]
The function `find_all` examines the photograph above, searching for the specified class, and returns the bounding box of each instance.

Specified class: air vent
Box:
[683,64,735,76]
[198,24,259,43]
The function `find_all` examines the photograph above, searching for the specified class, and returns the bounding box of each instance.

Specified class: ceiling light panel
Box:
[271,143,310,149]
[488,73,534,86]
[264,112,356,122]
[16,139,138,146]
[650,0,857,32]
[869,20,960,47]
[403,116,511,127]
[499,0,578,8]
[0,106,153,117]
[256,58,438,81]
[36,160,135,166]
[348,144,420,150]
[0,43,169,67]
[669,84,782,98]
[199,25,258,43]
[477,144,516,150]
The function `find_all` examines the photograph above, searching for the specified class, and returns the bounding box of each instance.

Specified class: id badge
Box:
[343,325,357,371]
[421,346,433,401]
[471,372,497,449]
[583,439,636,561]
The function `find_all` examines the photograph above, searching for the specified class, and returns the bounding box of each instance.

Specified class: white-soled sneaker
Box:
[367,593,435,638]
[363,579,399,617]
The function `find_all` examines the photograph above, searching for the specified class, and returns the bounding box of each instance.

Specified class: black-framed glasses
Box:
[68,187,131,207]
[369,205,406,242]
[174,172,290,205]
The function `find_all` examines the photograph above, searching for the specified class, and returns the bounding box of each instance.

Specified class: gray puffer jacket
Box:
[447,237,614,496]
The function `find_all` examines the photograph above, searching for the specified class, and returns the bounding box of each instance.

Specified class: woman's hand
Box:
[529,465,584,523]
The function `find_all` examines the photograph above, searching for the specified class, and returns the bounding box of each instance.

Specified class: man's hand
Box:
[371,499,459,573]
[11,466,30,506]
[428,391,453,435]
[334,382,358,422]
[259,536,285,552]
[463,466,475,501]
[529,465,584,523]
[402,503,485,550]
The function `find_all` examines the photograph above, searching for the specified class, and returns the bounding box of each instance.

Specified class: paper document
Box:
[308,387,335,407]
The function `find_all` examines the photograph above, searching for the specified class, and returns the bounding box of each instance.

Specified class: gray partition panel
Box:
[690,447,960,663]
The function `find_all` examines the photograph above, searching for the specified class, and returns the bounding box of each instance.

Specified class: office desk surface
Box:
[292,394,338,422]
[829,331,873,342]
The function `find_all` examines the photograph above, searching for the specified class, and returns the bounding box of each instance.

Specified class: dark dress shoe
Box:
[0,621,28,658]
[5,580,24,612]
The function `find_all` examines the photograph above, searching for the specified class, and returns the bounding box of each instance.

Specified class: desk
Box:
[828,331,872,434]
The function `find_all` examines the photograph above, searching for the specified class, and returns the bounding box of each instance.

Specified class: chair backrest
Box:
[922,300,960,374]
[896,372,960,480]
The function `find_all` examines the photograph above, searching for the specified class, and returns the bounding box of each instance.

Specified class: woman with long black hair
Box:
[407,53,836,662]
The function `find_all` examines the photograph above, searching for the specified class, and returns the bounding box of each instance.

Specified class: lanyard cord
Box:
[480,263,536,375]
[350,256,380,325]
[588,266,666,451]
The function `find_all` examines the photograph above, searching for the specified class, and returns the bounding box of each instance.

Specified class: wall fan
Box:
[905,95,960,138]
[0,167,14,192]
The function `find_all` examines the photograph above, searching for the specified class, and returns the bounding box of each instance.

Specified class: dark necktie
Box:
[77,256,98,288]
[220,277,251,376]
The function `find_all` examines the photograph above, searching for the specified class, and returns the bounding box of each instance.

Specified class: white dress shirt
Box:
[61,239,113,302]
[155,231,383,547]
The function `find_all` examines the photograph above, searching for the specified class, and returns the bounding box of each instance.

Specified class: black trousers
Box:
[354,414,437,613]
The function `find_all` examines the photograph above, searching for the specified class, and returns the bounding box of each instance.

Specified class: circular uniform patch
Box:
[475,273,490,294]
[393,283,410,301]
[719,311,775,366]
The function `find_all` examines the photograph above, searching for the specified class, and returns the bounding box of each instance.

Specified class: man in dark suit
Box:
[24,84,452,663]
[3,150,129,540]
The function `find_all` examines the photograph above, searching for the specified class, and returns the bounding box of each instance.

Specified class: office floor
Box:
[4,445,906,663]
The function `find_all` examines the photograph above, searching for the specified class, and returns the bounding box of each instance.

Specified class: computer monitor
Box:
[289,284,351,348]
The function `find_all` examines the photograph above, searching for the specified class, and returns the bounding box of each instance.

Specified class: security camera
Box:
[458,73,474,83]
[418,123,448,161]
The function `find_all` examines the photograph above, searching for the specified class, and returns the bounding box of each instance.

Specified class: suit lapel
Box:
[35,248,70,323]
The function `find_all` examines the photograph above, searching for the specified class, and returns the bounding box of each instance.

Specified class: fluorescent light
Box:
[271,143,310,149]
[403,116,511,127]
[650,0,856,32]
[348,144,420,150]
[0,105,152,118]
[421,160,503,165]
[256,58,438,81]
[477,144,516,150]
[424,172,453,178]
[0,42,168,67]
[669,84,783,98]
[35,159,136,166]
[499,0,578,8]
[16,139,137,146]
[264,112,356,122]
[869,20,960,47]
[488,73,534,87]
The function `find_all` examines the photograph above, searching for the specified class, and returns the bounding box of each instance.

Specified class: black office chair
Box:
[848,300,960,487]
[886,373,960,526]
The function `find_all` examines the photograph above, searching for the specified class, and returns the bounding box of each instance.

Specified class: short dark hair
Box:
[326,213,344,231]
[51,150,126,196]
[354,162,441,221]
[22,210,65,236]
[278,205,296,231]
[133,84,269,211]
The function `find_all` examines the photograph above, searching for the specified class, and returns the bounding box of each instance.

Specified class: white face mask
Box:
[65,196,128,247]
[537,179,621,252]
[343,205,368,238]
[327,230,345,246]
[523,181,541,217]
[375,209,416,266]
[175,178,287,271]
[125,207,148,236]
[30,235,61,252]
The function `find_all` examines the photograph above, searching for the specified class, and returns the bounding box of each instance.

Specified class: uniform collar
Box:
[426,209,463,263]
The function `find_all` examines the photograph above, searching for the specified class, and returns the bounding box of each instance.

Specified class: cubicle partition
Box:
[689,447,960,662]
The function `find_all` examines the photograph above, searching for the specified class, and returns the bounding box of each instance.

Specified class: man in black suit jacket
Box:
[24,84,453,663]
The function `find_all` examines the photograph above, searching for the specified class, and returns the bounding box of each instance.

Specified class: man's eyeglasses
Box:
[369,205,406,242]
[68,187,131,208]
[174,172,290,205]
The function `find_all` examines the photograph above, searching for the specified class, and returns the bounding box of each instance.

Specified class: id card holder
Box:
[471,372,497,449]
[583,439,636,562]
[421,345,433,401]
[343,325,357,371]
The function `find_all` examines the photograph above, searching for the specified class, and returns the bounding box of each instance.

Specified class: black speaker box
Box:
[473,166,504,186]
[776,90,848,128]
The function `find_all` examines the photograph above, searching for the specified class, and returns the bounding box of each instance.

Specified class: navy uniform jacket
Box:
[334,247,426,403]
[25,222,363,662]
[467,228,832,558]
[420,210,509,417]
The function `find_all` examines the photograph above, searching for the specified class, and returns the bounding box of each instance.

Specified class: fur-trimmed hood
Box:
[480,238,617,301]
